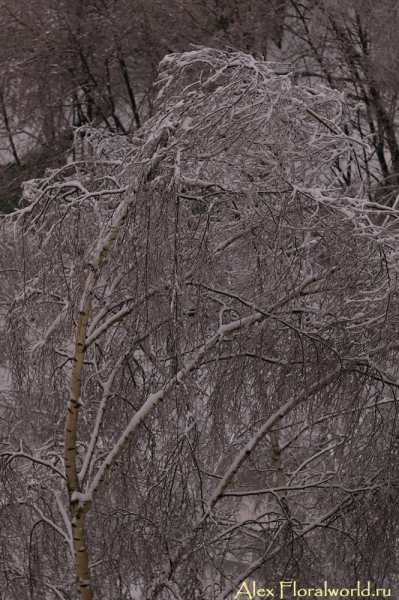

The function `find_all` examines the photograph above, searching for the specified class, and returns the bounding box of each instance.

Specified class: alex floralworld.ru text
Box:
[234,581,392,599]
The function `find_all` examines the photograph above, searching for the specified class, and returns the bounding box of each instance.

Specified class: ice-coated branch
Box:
[33,504,74,559]
[2,450,66,481]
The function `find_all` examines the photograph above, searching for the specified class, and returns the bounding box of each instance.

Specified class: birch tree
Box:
[2,47,399,599]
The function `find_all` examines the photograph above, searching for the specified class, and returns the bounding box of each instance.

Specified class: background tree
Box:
[282,0,399,205]
[2,48,399,599]
[2,0,399,214]
[0,0,281,213]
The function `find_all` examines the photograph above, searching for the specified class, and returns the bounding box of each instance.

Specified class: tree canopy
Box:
[2,47,399,600]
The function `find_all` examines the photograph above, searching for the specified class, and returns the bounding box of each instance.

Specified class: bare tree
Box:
[2,47,399,599]
[281,0,399,206]
[0,0,170,212]
[0,0,280,213]
[5,0,399,215]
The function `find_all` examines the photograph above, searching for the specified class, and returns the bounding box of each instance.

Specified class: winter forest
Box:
[1,1,399,599]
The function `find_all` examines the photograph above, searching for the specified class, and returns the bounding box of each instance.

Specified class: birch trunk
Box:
[64,302,93,599]
[72,509,92,600]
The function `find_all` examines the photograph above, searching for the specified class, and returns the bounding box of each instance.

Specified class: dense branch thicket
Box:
[0,0,280,212]
[281,0,399,205]
[1,1,399,215]
[2,47,399,599]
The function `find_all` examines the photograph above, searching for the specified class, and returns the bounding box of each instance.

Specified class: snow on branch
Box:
[3,47,399,600]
